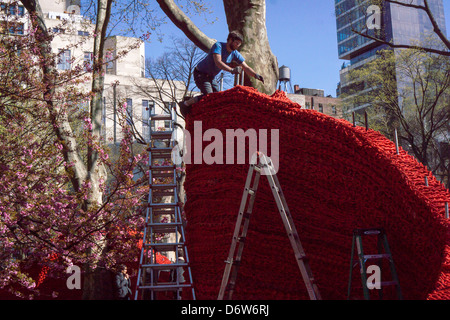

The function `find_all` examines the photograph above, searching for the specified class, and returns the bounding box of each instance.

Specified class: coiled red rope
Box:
[183,85,450,300]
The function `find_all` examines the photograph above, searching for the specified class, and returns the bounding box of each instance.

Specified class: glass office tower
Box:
[335,0,447,110]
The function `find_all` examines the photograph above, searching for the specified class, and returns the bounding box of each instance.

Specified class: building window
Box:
[142,100,155,141]
[163,102,174,129]
[78,30,89,36]
[52,27,65,34]
[105,50,115,75]
[83,52,93,72]
[126,98,133,126]
[332,106,337,115]
[319,104,323,113]
[0,21,24,35]
[305,102,310,109]
[1,3,24,16]
[57,49,71,70]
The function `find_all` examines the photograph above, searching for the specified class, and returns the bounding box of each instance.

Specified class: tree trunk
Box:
[87,0,110,205]
[223,0,278,94]
[82,0,112,300]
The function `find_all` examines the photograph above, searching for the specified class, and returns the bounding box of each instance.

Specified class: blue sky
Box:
[145,0,450,98]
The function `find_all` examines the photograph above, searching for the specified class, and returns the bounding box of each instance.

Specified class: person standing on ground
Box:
[114,264,132,300]
[178,30,264,117]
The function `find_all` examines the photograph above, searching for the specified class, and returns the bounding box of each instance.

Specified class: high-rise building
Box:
[335,0,447,112]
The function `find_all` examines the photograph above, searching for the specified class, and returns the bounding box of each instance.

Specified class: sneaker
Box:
[178,101,191,118]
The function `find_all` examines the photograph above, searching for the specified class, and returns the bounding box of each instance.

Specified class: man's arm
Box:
[213,53,235,73]
[240,61,257,77]
[213,54,263,82]
[241,61,264,83]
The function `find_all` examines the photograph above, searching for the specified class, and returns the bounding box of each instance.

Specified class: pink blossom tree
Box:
[0,0,149,299]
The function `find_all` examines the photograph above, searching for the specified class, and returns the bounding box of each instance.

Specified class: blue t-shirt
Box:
[196,42,245,77]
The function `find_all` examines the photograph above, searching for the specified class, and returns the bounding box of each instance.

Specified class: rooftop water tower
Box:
[278,65,293,93]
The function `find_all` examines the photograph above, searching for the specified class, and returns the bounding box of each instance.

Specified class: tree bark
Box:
[88,0,111,206]
[223,0,278,95]
[82,0,112,300]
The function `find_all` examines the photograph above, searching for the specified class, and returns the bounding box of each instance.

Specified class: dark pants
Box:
[194,68,220,101]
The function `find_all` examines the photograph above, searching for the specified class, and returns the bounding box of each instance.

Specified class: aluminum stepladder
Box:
[217,152,321,300]
[347,227,402,300]
[135,104,195,300]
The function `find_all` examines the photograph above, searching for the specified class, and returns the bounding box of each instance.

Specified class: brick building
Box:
[287,85,343,119]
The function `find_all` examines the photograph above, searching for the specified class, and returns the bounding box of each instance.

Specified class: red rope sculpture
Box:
[183,85,450,300]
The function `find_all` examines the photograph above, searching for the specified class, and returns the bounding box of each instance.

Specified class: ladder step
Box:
[151,191,176,198]
[150,114,172,121]
[147,147,174,153]
[149,202,179,208]
[151,209,176,216]
[140,262,189,269]
[151,131,173,139]
[144,242,184,251]
[138,283,192,291]
[151,184,177,189]
[363,254,391,260]
[151,172,174,178]
[150,165,176,170]
[379,281,399,287]
[151,154,173,160]
[148,223,183,233]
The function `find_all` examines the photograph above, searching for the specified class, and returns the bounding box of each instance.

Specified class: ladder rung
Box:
[148,223,183,233]
[140,262,188,269]
[151,191,176,198]
[379,281,399,287]
[147,147,173,152]
[151,172,174,178]
[137,283,192,291]
[149,202,179,208]
[363,254,391,260]
[151,154,173,159]
[150,114,172,121]
[151,210,176,216]
[144,243,184,251]
[150,165,176,170]
[151,131,173,139]
[151,184,177,189]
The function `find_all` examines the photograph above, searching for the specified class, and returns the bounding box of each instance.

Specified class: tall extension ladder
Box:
[347,228,402,300]
[217,152,321,300]
[135,104,195,300]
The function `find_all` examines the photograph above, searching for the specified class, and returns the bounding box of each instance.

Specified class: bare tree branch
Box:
[155,0,215,53]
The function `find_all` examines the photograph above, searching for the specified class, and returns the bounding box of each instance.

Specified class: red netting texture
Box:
[182,85,450,300]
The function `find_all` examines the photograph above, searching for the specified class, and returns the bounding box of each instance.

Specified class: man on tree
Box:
[178,30,264,116]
